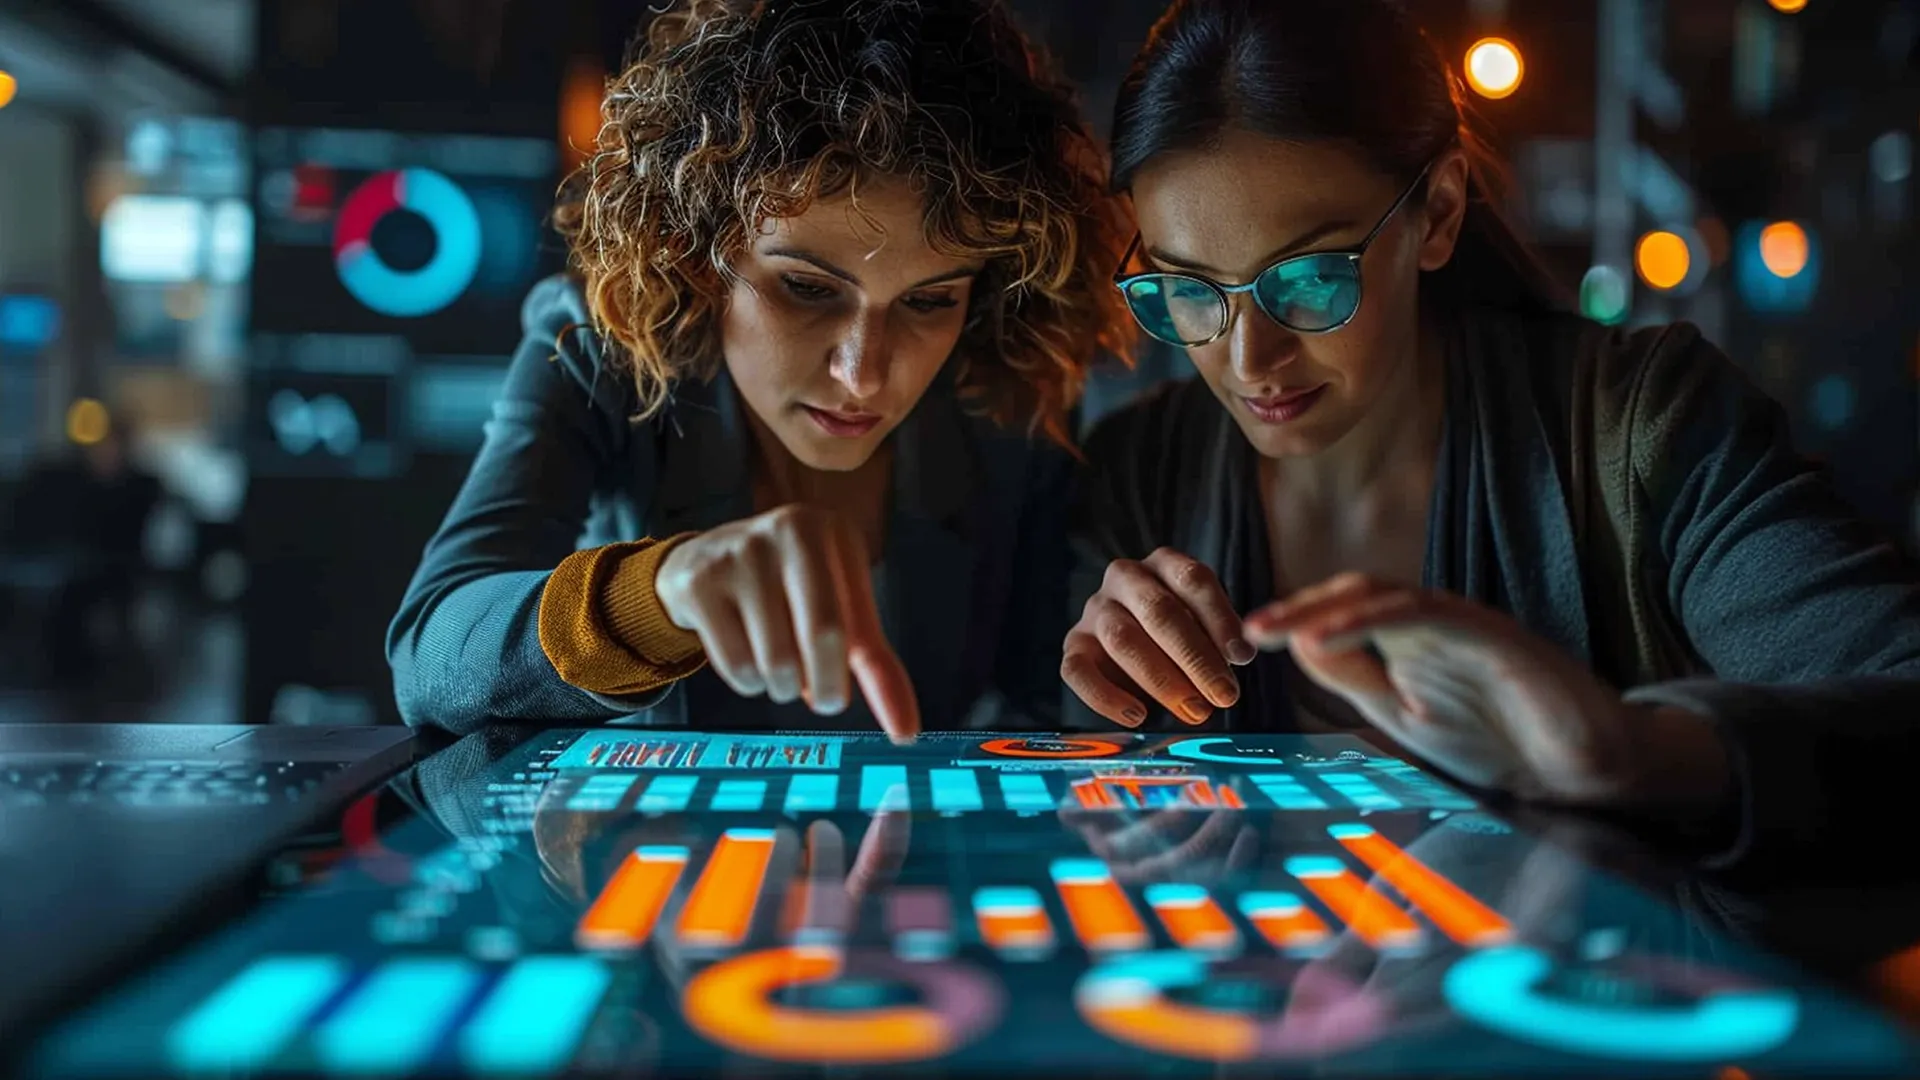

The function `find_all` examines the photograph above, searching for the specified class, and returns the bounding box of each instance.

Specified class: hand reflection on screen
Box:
[530,780,914,1003]
[1288,814,1606,1032]
[1058,802,1261,885]
[649,808,912,1009]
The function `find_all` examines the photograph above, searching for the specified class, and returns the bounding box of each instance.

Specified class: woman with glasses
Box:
[1064,0,1920,863]
[390,0,1128,739]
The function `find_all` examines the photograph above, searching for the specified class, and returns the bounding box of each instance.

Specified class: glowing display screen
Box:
[29,729,1917,1076]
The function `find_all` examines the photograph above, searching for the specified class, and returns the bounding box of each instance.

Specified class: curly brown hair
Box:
[555,0,1132,448]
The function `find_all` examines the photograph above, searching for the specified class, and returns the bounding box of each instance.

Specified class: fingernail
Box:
[813,693,845,715]
[1208,677,1239,706]
[768,669,799,702]
[1120,705,1146,727]
[1226,638,1256,665]
[1181,698,1211,723]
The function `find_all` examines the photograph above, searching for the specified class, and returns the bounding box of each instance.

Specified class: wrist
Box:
[649,532,702,631]
[1611,700,1736,819]
[605,534,705,663]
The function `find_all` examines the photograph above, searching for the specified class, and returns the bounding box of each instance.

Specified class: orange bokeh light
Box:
[1635,230,1692,290]
[1758,221,1810,278]
[1465,39,1524,100]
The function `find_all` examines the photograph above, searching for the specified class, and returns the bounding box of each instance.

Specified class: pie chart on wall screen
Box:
[331,168,482,318]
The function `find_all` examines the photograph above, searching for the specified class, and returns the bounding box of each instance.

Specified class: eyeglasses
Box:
[1113,163,1433,347]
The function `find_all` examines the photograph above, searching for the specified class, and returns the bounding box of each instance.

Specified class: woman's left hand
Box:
[1242,573,1730,808]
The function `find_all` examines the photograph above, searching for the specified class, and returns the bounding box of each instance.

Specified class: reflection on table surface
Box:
[29,728,1920,1077]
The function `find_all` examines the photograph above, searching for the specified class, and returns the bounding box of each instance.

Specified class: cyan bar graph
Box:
[860,765,910,811]
[784,773,838,813]
[457,956,612,1074]
[1317,772,1402,810]
[312,957,480,1074]
[709,779,767,811]
[165,956,348,1072]
[930,768,983,812]
[566,774,638,812]
[999,773,1054,811]
[637,774,698,813]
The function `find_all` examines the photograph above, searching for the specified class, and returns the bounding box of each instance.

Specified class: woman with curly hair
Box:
[389,0,1129,738]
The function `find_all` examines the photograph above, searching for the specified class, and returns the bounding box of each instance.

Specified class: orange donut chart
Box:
[681,945,1003,1065]
[1075,952,1390,1062]
[979,737,1126,759]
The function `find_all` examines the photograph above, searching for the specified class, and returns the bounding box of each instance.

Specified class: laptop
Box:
[0,723,418,1049]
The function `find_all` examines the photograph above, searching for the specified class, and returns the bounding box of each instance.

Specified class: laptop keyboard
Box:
[0,761,348,808]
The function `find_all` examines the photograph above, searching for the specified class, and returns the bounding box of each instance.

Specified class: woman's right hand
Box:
[654,503,919,741]
[1061,547,1255,727]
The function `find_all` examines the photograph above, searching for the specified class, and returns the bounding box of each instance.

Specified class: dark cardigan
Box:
[1070,305,1920,869]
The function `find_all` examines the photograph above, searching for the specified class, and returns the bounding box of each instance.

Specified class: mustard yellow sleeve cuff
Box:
[537,534,706,697]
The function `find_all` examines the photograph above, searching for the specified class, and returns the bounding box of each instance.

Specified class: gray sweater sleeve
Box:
[1617,331,1920,870]
[386,277,670,733]
[1060,383,1205,730]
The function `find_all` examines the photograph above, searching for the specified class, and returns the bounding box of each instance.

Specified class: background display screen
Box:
[252,126,558,352]
[31,730,1918,1076]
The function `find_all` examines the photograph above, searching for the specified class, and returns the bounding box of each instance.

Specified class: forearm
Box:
[1609,700,1736,816]
[1571,698,1744,860]
[389,570,662,732]
[1622,676,1920,873]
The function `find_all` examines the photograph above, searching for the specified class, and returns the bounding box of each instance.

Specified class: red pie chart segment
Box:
[333,171,401,262]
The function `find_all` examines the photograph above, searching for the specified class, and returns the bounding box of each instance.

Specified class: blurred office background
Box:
[0,0,1913,727]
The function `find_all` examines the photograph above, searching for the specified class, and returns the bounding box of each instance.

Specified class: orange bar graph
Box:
[1071,780,1118,809]
[1237,891,1331,955]
[1071,777,1243,810]
[1284,855,1424,952]
[1328,823,1511,947]
[1144,884,1240,954]
[1050,859,1149,952]
[973,887,1056,956]
[576,846,689,950]
[678,828,777,948]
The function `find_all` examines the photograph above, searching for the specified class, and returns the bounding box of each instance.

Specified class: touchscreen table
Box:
[29,729,1919,1077]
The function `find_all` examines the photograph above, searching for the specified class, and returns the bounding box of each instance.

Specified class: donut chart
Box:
[332,168,481,318]
[680,945,1003,1065]
[1442,945,1800,1061]
[1074,952,1391,1062]
[1166,737,1290,766]
[978,737,1125,759]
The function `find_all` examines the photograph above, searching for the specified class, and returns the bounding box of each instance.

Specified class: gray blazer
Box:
[1072,305,1920,868]
[388,275,1075,735]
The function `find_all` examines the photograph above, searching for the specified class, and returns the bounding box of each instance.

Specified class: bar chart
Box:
[573,846,687,951]
[166,955,613,1075]
[561,823,1501,962]
[675,828,776,949]
[143,816,1837,1076]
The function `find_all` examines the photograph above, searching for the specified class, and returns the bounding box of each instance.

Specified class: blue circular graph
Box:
[1166,737,1290,766]
[1442,945,1799,1061]
[332,168,481,318]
